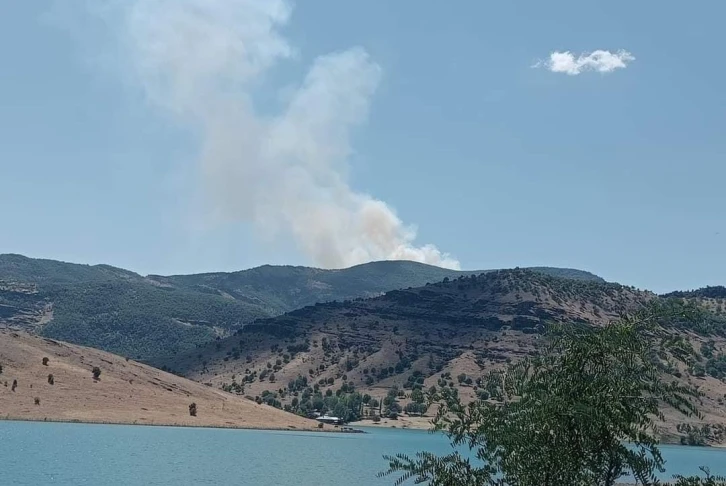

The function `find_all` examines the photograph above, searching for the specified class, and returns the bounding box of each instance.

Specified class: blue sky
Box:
[1,0,724,293]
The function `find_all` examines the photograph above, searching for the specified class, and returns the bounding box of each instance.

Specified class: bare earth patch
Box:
[0,330,330,432]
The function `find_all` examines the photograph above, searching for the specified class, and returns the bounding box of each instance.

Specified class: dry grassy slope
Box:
[163,270,726,442]
[0,329,329,431]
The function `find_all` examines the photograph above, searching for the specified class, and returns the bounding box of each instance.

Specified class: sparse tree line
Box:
[222,370,432,423]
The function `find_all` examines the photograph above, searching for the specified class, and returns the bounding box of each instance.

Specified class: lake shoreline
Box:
[350,415,432,431]
[0,415,340,434]
[350,417,726,449]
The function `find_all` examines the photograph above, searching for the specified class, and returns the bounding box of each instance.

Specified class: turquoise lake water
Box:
[2,421,726,485]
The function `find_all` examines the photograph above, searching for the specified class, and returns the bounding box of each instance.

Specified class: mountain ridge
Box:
[0,253,604,360]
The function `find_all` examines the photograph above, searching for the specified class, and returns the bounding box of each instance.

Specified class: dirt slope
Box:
[0,329,327,431]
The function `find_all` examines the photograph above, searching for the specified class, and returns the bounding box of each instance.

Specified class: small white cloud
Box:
[534,49,635,75]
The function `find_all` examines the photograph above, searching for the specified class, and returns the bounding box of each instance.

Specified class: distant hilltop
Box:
[0,253,603,361]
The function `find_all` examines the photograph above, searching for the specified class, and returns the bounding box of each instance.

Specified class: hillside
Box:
[164,268,646,379]
[163,270,726,444]
[0,254,274,361]
[0,254,603,360]
[660,287,726,342]
[662,286,726,316]
[0,329,328,431]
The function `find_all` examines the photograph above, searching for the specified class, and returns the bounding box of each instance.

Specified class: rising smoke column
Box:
[83,0,460,269]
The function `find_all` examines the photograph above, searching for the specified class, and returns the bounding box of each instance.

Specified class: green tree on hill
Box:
[410,389,424,404]
[404,402,427,416]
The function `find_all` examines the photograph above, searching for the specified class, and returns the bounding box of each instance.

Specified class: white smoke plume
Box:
[75,0,460,270]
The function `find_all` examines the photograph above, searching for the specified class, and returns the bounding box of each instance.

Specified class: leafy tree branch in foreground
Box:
[381,306,726,486]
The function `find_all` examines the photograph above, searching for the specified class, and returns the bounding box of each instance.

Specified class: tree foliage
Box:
[672,469,726,486]
[381,307,724,486]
